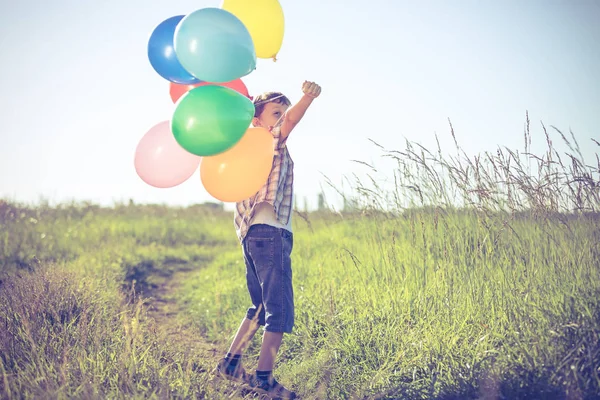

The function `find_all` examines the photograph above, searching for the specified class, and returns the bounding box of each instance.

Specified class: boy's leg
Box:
[228,234,268,356]
[250,332,296,399]
[215,235,266,383]
[244,225,296,398]
[215,317,261,382]
[227,314,262,356]
[257,331,283,370]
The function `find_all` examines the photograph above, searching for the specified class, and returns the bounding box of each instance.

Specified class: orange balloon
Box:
[169,78,251,103]
[200,127,274,202]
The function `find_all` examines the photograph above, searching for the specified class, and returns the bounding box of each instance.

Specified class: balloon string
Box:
[273,113,284,128]
[253,94,286,107]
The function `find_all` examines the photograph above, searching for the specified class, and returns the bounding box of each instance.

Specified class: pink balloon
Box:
[134,120,201,188]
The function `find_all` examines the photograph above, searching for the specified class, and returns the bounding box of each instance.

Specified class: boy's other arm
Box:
[280,81,321,140]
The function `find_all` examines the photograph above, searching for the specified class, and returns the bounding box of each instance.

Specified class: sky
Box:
[0,0,598,211]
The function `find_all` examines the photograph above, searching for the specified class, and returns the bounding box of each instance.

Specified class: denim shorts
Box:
[242,224,294,333]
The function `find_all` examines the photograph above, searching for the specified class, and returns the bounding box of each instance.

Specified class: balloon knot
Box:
[272,56,278,62]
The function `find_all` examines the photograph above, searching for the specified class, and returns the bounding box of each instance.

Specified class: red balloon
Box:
[169,79,251,103]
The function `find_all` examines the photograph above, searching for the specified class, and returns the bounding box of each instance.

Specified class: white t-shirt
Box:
[249,201,292,233]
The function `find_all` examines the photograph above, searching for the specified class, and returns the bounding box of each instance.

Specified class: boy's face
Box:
[253,101,289,131]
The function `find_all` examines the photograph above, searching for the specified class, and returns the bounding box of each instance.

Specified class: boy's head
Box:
[252,91,291,130]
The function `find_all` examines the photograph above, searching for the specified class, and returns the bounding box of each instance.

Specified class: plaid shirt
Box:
[234,126,294,243]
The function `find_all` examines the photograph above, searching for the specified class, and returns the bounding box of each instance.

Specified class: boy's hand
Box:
[302,81,321,99]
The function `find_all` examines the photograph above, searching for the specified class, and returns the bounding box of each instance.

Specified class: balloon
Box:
[147,15,200,84]
[169,78,250,103]
[134,121,201,188]
[221,0,285,60]
[171,85,255,156]
[201,127,274,202]
[174,8,256,83]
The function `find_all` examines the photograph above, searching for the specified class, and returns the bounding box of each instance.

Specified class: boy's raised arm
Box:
[280,81,321,140]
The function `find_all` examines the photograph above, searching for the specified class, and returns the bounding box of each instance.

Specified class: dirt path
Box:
[145,266,219,363]
[143,266,257,399]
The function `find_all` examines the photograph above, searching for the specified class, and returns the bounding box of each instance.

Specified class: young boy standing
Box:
[215,81,321,399]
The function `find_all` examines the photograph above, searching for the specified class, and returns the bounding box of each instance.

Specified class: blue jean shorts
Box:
[242,224,294,333]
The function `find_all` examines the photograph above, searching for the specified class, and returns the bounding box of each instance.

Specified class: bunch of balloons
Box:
[134,0,285,202]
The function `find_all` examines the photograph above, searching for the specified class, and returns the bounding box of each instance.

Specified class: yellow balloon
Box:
[200,127,274,202]
[221,0,285,60]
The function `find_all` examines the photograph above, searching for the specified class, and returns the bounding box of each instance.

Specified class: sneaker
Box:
[214,358,251,384]
[246,374,297,399]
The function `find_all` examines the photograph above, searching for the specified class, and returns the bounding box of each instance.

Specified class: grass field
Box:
[1,121,599,399]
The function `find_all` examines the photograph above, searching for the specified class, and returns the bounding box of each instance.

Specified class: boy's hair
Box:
[253,91,291,117]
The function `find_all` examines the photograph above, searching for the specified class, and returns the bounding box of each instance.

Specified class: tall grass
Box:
[1,114,599,399]
[338,112,598,215]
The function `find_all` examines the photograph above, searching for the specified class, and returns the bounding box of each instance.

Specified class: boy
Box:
[215,81,321,399]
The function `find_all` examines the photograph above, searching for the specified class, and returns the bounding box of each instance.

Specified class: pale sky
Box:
[0,0,598,211]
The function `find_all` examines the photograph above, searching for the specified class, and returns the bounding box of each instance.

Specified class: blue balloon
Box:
[174,8,256,83]
[148,15,200,84]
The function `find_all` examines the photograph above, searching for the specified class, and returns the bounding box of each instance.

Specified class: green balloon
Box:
[171,85,255,156]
